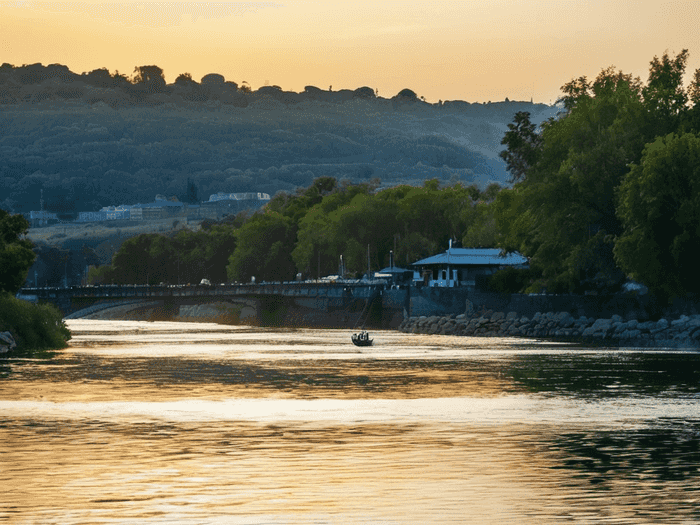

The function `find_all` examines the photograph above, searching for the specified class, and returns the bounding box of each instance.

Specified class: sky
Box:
[2,0,700,104]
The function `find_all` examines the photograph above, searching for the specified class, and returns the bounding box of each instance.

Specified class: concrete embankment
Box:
[398,310,700,348]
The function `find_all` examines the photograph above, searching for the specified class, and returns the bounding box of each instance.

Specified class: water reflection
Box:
[1,320,699,524]
[507,352,700,398]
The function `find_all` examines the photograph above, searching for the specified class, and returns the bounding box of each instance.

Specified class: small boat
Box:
[351,331,373,347]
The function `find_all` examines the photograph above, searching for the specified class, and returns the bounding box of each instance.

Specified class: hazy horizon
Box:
[3,0,700,105]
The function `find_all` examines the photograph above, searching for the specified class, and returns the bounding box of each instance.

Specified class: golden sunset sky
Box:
[2,0,700,103]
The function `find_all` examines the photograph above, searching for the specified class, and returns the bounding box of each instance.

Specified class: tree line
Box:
[88,177,502,285]
[2,61,554,215]
[495,49,700,301]
[91,49,700,304]
[0,210,71,351]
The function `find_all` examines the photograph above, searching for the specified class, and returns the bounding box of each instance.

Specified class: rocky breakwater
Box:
[1,331,17,354]
[398,311,700,348]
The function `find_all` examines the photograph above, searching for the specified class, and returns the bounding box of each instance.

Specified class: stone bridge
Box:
[20,281,392,327]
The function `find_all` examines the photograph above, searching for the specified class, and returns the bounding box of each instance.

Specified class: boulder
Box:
[0,331,17,353]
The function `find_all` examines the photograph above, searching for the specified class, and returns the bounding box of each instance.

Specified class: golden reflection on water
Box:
[0,419,607,524]
[1,320,699,524]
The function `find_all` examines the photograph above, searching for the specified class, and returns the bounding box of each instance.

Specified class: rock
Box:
[490,311,505,322]
[0,331,17,353]
[581,326,599,337]
[555,312,575,328]
[590,318,613,330]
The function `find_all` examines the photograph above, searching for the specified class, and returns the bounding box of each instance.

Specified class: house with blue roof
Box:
[411,243,528,289]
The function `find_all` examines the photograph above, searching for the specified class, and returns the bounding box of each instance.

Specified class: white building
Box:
[411,247,528,288]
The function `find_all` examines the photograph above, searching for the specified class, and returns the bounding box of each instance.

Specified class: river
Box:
[1,320,699,524]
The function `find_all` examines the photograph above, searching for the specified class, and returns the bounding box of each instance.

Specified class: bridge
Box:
[19,280,396,327]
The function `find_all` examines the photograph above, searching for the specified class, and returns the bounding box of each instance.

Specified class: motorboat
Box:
[351,331,373,346]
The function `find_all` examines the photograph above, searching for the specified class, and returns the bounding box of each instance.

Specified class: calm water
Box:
[1,320,699,524]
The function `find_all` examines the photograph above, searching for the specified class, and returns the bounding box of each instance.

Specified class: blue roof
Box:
[377,266,412,274]
[412,248,528,267]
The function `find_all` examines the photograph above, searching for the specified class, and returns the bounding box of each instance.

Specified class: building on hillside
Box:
[197,191,272,219]
[78,211,108,222]
[130,198,185,221]
[208,192,271,202]
[411,245,528,289]
[29,210,58,226]
[78,206,131,222]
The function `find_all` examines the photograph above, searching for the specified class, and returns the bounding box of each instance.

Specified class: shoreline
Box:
[398,310,700,349]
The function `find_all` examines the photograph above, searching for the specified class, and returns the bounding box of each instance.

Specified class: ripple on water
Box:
[1,320,699,524]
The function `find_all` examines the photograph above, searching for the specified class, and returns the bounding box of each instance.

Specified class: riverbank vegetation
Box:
[0,293,70,352]
[88,177,502,285]
[494,49,700,301]
[87,49,700,304]
[0,210,71,351]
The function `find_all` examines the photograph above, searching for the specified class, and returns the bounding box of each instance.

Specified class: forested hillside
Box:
[0,63,556,214]
[89,49,700,305]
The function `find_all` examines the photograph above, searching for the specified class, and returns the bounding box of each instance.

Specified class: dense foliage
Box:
[0,210,70,351]
[0,63,556,215]
[88,224,238,285]
[0,293,70,351]
[0,210,36,294]
[92,177,502,284]
[494,49,700,300]
[69,50,700,302]
[615,133,700,298]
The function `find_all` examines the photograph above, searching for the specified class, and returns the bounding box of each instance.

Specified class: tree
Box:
[495,66,646,293]
[132,65,166,93]
[0,210,36,294]
[499,111,542,183]
[175,72,194,85]
[185,178,198,204]
[615,132,700,299]
[227,212,296,282]
[643,49,689,135]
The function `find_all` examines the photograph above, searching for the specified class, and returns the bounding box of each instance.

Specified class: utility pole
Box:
[367,244,371,280]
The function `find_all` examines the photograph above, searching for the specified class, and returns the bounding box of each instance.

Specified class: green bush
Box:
[0,293,71,352]
[487,267,534,294]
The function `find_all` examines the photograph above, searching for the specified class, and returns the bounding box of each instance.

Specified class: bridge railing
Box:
[20,280,386,301]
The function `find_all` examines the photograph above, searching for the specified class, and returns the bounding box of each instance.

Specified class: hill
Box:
[0,63,557,215]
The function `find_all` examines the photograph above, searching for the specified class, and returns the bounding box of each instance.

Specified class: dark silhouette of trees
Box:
[494,49,700,298]
[175,72,195,85]
[0,210,36,294]
[499,111,542,183]
[354,86,376,99]
[396,88,418,100]
[132,65,166,93]
[185,178,198,204]
[615,132,700,299]
[642,49,689,134]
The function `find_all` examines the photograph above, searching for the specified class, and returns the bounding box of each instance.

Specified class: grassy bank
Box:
[0,293,71,353]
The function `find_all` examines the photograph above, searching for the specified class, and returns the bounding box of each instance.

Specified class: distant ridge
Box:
[0,62,558,215]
